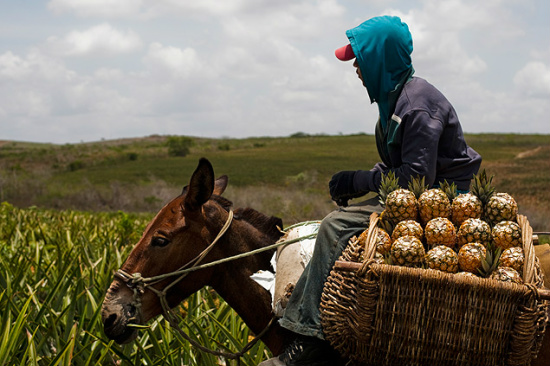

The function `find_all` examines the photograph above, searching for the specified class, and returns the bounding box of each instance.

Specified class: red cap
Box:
[335,44,355,61]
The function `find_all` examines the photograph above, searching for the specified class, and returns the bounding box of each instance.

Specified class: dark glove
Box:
[329,171,357,207]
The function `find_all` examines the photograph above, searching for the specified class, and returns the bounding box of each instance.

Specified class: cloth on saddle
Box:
[250,222,320,317]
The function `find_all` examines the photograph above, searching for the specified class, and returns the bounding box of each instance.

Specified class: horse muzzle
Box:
[102,285,142,344]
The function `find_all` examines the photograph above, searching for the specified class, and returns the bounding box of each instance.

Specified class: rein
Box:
[114,211,316,362]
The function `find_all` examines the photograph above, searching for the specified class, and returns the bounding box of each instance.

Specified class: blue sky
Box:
[1,0,549,144]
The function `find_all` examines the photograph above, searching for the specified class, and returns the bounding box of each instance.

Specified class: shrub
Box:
[68,160,84,171]
[166,136,193,157]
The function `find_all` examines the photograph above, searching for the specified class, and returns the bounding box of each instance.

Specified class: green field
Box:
[1,133,549,229]
[1,133,549,365]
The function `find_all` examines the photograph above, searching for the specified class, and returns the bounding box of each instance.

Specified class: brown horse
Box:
[101,157,291,354]
[102,158,549,365]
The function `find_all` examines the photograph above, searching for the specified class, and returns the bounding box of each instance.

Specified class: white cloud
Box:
[1,0,548,143]
[143,43,204,79]
[514,61,550,98]
[48,0,144,18]
[46,23,142,57]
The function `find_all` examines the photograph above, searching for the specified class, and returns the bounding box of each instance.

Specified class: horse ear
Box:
[184,158,215,211]
[213,175,228,196]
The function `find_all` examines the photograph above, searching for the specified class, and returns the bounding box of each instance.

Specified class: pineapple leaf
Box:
[408,175,428,199]
[470,169,496,206]
[440,179,458,201]
[378,171,400,206]
[478,246,502,278]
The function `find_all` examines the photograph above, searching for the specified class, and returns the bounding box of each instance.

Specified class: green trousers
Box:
[278,197,383,339]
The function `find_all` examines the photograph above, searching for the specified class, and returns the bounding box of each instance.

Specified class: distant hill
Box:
[1,133,549,230]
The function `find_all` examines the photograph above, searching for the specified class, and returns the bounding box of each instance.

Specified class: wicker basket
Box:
[320,213,549,366]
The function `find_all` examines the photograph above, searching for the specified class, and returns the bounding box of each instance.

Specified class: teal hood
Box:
[346,16,414,127]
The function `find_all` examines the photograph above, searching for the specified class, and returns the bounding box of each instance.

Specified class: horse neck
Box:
[209,217,287,354]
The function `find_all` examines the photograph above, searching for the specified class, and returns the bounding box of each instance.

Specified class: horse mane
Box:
[233,207,283,244]
[211,195,283,244]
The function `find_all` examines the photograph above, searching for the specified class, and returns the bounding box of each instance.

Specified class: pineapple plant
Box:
[485,193,518,225]
[458,243,487,274]
[492,221,522,250]
[489,267,523,284]
[498,247,524,275]
[457,218,492,248]
[425,245,459,273]
[391,220,424,242]
[390,235,426,267]
[424,217,457,248]
[379,172,418,224]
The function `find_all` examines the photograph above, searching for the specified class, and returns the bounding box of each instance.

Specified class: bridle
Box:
[112,210,318,361]
[113,210,278,362]
[115,210,234,313]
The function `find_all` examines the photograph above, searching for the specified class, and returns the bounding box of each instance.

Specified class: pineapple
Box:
[357,227,392,257]
[377,210,395,235]
[391,220,424,242]
[498,247,524,275]
[424,217,457,248]
[384,189,418,224]
[489,267,523,284]
[417,188,451,225]
[451,193,483,227]
[492,221,522,250]
[371,251,386,264]
[390,235,426,267]
[379,172,418,223]
[457,218,492,248]
[458,243,487,274]
[469,169,518,225]
[485,193,518,225]
[456,271,479,279]
[425,245,459,273]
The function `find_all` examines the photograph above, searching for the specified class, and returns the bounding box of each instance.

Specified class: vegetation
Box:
[0,133,549,364]
[1,133,548,230]
[0,203,269,365]
[166,136,194,157]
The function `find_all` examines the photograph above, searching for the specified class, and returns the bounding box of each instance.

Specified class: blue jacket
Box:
[347,16,481,192]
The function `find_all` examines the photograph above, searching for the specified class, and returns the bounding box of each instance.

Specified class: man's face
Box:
[353,59,365,86]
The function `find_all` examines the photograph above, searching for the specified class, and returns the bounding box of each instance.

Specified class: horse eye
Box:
[151,237,170,247]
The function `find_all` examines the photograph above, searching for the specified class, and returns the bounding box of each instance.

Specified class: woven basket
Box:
[320,213,549,366]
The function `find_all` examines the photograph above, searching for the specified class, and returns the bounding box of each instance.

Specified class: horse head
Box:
[101,158,285,350]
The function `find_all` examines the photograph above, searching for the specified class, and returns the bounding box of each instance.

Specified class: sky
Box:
[0,0,549,144]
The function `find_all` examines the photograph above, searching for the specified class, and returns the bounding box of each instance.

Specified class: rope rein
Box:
[114,211,317,362]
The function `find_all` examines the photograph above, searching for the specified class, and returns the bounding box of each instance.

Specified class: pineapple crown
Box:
[439,179,458,202]
[478,245,503,278]
[407,175,428,199]
[378,171,400,206]
[470,169,496,206]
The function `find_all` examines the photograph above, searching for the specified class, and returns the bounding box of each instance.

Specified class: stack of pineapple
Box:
[357,170,525,284]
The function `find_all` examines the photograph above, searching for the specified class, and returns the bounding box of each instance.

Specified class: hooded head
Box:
[335,16,414,126]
